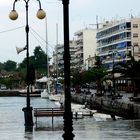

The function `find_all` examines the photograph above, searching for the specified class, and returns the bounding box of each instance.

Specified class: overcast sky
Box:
[0,0,140,63]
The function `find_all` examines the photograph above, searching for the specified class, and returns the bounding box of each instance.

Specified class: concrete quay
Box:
[0,90,19,96]
[71,92,140,119]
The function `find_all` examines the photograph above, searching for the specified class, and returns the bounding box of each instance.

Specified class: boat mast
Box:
[46,17,49,78]
[45,17,50,93]
[55,23,58,94]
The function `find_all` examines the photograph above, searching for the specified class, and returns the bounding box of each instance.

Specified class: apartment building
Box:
[96,18,140,69]
[52,41,76,77]
[74,28,97,70]
[52,44,64,77]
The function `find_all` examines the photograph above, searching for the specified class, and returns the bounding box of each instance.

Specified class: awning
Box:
[36,76,53,83]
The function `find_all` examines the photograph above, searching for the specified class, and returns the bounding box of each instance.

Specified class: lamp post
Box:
[9,0,46,131]
[112,51,115,96]
[108,50,116,96]
[62,0,74,139]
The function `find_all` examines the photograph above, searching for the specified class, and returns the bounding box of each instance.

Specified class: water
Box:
[0,97,140,140]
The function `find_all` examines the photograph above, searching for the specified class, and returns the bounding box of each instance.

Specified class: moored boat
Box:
[49,93,64,101]
[41,89,49,98]
[18,87,41,97]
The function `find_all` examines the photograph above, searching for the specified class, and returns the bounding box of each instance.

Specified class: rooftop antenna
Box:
[96,15,99,29]
[130,9,134,18]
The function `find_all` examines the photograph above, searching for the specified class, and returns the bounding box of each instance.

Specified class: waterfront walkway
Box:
[1,94,140,139]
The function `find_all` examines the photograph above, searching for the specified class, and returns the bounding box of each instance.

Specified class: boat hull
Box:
[41,89,49,98]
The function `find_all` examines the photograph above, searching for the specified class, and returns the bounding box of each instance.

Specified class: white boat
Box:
[71,103,96,117]
[93,113,121,121]
[49,93,64,101]
[18,92,41,97]
[41,89,49,98]
[18,88,41,97]
[36,76,53,99]
[93,113,112,121]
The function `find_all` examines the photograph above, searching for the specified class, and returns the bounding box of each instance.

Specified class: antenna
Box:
[96,15,99,29]
[130,9,134,18]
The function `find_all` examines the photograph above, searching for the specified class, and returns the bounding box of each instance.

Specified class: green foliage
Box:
[90,66,107,81]
[115,55,140,79]
[34,46,48,75]
[0,62,4,70]
[4,60,17,72]
[71,70,83,85]
[71,62,107,87]
[115,55,140,96]
[0,45,48,88]
[18,46,48,76]
[71,55,107,94]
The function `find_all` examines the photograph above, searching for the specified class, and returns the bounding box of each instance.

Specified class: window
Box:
[133,43,138,46]
[126,22,131,29]
[133,33,138,38]
[133,24,138,28]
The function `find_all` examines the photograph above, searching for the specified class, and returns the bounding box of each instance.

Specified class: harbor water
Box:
[0,96,140,140]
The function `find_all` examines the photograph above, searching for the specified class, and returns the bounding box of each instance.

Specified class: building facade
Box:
[96,18,140,69]
[74,28,97,70]
[52,41,76,77]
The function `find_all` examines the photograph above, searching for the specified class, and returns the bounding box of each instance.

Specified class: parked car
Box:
[0,84,7,90]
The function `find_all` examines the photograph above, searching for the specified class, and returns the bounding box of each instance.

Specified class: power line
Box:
[0,26,24,34]
[30,27,55,50]
[30,27,49,45]
[0,25,54,56]
[30,29,54,55]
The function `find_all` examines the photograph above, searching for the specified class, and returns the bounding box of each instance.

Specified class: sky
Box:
[0,0,140,64]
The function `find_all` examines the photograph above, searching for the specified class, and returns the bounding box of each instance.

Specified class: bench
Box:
[34,107,64,127]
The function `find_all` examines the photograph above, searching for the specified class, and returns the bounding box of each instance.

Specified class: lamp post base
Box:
[62,105,75,140]
[22,107,33,132]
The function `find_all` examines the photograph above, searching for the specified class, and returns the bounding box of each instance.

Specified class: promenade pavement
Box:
[73,88,139,104]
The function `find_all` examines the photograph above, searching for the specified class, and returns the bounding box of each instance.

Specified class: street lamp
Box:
[108,50,116,96]
[61,0,74,139]
[9,0,46,131]
[112,51,115,96]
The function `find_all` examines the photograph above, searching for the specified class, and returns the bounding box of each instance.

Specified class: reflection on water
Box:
[0,97,140,140]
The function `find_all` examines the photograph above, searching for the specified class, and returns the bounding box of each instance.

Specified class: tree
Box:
[71,56,107,94]
[34,46,48,75]
[71,69,82,93]
[90,56,107,95]
[0,62,4,71]
[115,54,140,97]
[4,60,17,72]
[18,46,48,77]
